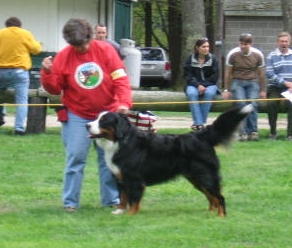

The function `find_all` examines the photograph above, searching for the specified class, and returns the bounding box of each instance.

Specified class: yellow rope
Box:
[0,97,288,107]
[134,98,288,105]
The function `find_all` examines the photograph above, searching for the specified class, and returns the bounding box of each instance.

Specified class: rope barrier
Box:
[0,97,288,107]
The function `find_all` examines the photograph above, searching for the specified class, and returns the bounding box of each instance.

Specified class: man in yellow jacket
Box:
[0,17,41,134]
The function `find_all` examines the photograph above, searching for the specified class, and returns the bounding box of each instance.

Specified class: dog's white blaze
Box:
[87,111,120,176]
[87,111,109,135]
[96,138,120,176]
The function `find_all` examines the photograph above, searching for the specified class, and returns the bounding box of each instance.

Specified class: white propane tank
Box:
[120,39,141,89]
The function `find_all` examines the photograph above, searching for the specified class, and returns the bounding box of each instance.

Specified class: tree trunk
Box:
[205,0,215,46]
[281,0,292,34]
[168,0,182,89]
[181,0,206,58]
[173,0,205,90]
[0,89,285,120]
[214,0,224,88]
[144,1,152,46]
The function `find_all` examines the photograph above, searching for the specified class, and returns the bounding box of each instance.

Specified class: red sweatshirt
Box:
[41,40,132,119]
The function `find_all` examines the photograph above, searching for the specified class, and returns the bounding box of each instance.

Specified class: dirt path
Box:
[4,114,288,129]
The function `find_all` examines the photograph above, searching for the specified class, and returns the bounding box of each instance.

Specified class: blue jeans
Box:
[186,85,218,125]
[0,68,29,132]
[231,79,259,134]
[62,111,120,208]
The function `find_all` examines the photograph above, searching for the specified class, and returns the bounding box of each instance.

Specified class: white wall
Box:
[57,0,100,50]
[0,0,56,51]
[0,0,113,51]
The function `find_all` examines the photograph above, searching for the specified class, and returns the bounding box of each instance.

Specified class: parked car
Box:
[139,47,171,88]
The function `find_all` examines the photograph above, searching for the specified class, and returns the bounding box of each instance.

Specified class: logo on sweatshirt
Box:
[75,62,103,89]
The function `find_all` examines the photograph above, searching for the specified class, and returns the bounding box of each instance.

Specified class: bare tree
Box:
[281,0,292,35]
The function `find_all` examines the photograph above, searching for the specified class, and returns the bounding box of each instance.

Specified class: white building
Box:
[0,0,136,51]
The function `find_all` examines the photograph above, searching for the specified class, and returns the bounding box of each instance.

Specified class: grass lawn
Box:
[0,127,291,248]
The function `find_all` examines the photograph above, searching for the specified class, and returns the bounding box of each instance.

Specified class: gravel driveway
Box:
[4,114,288,129]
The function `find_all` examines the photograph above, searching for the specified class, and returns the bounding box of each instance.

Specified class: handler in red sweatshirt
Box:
[41,18,132,212]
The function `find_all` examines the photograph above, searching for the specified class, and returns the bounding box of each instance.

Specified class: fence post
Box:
[26,97,47,134]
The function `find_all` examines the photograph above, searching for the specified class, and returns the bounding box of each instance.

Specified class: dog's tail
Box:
[199,104,253,146]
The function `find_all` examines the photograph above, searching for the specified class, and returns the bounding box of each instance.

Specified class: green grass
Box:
[0,128,291,248]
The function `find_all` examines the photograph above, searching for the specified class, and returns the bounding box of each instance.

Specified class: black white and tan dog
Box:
[86,105,252,217]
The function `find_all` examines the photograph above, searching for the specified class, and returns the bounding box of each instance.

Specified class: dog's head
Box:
[86,111,132,141]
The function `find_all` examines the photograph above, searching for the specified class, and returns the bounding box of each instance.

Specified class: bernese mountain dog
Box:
[86,105,253,217]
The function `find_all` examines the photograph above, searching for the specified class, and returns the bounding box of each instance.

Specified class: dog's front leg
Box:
[112,180,128,215]
[128,202,141,215]
[118,190,128,210]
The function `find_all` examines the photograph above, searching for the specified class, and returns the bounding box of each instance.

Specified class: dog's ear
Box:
[115,113,131,139]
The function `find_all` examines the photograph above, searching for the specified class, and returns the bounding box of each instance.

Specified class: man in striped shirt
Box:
[223,33,266,141]
[266,32,292,140]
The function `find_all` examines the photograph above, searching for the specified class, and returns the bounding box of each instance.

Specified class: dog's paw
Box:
[111,208,126,215]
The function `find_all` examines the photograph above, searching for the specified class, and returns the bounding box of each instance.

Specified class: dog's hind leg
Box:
[185,177,216,212]
[208,191,226,217]
[185,176,226,217]
[202,189,226,217]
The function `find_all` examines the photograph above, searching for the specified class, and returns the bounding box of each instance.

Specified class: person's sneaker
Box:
[64,207,76,213]
[14,130,26,136]
[238,134,248,141]
[111,208,126,215]
[248,132,259,141]
[191,125,204,131]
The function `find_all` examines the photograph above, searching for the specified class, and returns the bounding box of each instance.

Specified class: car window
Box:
[141,49,164,61]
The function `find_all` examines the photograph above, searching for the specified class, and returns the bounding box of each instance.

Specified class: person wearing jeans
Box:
[41,19,132,213]
[62,112,120,208]
[231,79,260,135]
[0,69,29,132]
[266,32,292,140]
[223,33,266,141]
[186,85,218,128]
[0,17,41,134]
[184,38,218,131]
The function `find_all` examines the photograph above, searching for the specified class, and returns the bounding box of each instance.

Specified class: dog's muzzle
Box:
[86,123,104,139]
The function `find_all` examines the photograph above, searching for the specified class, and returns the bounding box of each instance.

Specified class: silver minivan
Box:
[139,47,171,88]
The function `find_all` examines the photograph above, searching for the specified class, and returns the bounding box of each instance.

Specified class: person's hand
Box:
[259,90,266,98]
[222,90,231,100]
[116,106,129,114]
[42,56,53,71]
[285,82,292,92]
[198,85,206,95]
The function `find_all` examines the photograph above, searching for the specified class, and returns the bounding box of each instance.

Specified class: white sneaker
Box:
[111,208,126,215]
[238,134,248,142]
[248,132,259,141]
